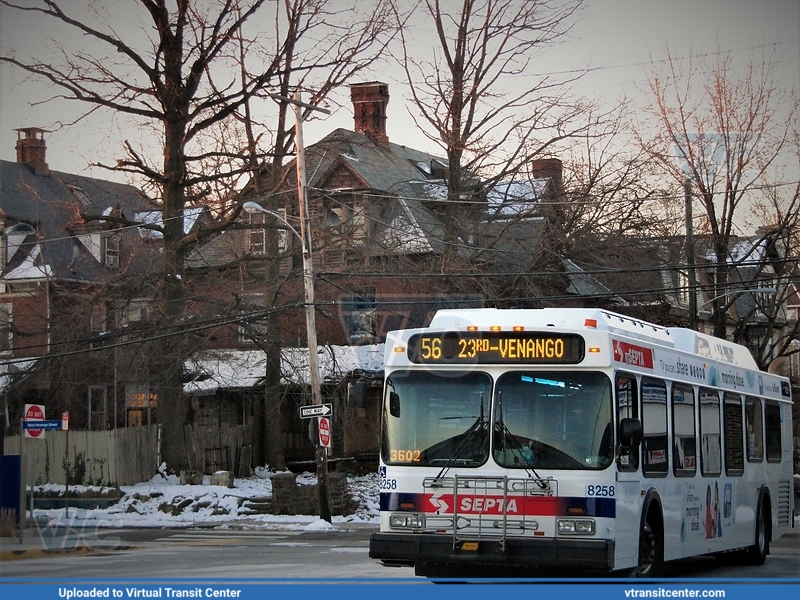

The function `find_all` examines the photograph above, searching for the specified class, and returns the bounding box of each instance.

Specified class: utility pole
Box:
[685,178,697,330]
[292,91,331,523]
[248,90,332,522]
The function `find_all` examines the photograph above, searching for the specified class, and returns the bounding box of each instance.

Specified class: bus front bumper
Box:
[369,532,615,571]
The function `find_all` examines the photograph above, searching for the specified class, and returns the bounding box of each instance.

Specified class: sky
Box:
[0,0,798,178]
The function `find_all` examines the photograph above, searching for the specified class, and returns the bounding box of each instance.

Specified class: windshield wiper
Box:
[495,392,547,488]
[432,392,486,481]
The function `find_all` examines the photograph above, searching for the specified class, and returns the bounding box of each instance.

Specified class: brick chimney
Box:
[351,82,389,144]
[529,158,562,193]
[15,127,50,175]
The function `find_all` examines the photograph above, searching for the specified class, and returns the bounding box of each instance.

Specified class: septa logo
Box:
[612,340,654,369]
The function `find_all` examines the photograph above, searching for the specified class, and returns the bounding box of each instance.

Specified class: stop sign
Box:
[24,403,45,439]
[318,416,331,448]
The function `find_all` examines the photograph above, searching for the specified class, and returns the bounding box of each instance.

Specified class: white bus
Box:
[368,308,794,577]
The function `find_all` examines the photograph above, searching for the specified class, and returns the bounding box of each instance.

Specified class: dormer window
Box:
[103,233,120,268]
[68,184,94,207]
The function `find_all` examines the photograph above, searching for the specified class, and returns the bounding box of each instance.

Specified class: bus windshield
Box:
[493,371,613,470]
[382,371,492,466]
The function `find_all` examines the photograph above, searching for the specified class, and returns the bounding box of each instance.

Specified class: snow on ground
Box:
[32,469,379,532]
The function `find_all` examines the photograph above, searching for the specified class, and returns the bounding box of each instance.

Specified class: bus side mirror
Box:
[389,391,401,418]
[618,417,642,448]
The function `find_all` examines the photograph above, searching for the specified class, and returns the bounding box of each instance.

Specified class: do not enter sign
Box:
[318,416,331,448]
[24,403,45,439]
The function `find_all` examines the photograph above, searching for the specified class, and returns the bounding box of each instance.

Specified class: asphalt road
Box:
[1,524,798,581]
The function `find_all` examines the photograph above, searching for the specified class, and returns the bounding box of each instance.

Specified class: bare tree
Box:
[391,0,602,248]
[638,45,799,342]
[0,0,394,470]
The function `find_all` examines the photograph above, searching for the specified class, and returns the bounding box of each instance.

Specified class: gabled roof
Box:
[565,237,686,307]
[306,128,448,195]
[0,159,155,283]
[301,128,453,257]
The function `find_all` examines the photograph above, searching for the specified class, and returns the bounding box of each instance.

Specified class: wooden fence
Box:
[3,425,160,487]
[183,424,254,477]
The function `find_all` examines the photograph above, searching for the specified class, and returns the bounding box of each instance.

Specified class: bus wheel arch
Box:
[634,490,665,578]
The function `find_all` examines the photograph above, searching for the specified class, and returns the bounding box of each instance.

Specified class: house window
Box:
[248,210,289,255]
[324,199,366,247]
[677,270,690,305]
[238,295,267,345]
[342,289,377,343]
[248,213,265,254]
[103,233,120,268]
[126,385,157,426]
[88,386,107,430]
[90,304,108,334]
[122,299,151,325]
[0,304,11,352]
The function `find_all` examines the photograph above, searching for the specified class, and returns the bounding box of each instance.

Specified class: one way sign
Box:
[299,403,332,419]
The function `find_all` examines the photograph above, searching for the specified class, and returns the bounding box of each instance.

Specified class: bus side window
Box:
[699,388,722,477]
[641,378,668,477]
[616,373,639,471]
[745,397,763,462]
[672,384,696,477]
[764,401,782,463]
[723,393,744,476]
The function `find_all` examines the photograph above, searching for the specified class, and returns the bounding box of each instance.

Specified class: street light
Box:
[241,91,332,522]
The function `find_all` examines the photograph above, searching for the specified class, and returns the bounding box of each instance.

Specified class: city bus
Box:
[368,308,794,577]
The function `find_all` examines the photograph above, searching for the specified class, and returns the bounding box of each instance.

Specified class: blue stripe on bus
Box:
[379,492,616,518]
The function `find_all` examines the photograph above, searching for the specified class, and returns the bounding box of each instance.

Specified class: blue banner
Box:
[0,581,798,600]
[23,420,62,430]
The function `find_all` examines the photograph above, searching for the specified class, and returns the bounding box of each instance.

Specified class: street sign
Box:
[62,412,69,431]
[23,404,45,439]
[23,420,62,431]
[299,403,332,419]
[318,416,331,448]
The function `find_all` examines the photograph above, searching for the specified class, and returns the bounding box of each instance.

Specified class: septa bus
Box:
[368,308,794,577]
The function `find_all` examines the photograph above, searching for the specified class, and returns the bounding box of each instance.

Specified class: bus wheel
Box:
[745,502,770,565]
[634,516,664,577]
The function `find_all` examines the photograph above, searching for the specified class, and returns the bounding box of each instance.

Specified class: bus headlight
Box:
[389,513,426,529]
[556,518,595,535]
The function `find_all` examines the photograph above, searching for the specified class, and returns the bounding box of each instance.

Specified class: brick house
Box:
[0,127,166,434]
[180,82,563,468]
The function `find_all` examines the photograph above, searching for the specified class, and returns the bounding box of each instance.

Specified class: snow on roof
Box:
[135,207,204,238]
[0,358,37,393]
[2,243,53,279]
[184,344,385,394]
[702,237,768,264]
[421,181,448,200]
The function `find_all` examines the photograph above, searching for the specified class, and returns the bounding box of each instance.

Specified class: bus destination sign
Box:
[407,331,585,364]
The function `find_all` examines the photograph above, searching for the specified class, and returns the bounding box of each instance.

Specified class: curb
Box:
[0,545,97,561]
